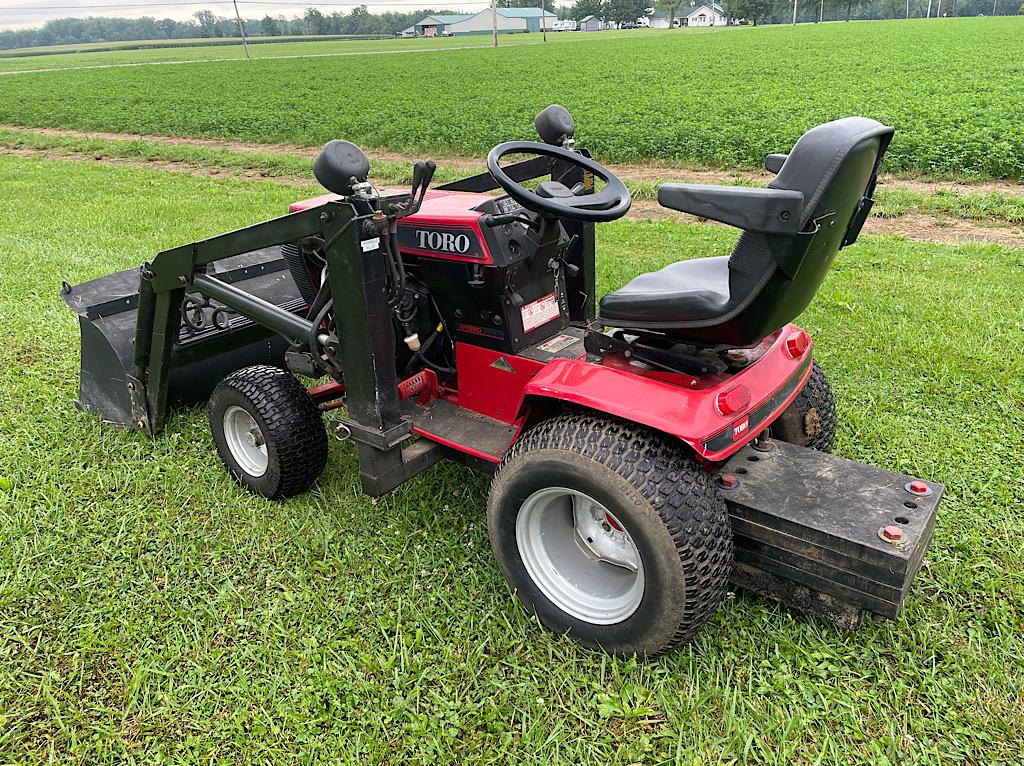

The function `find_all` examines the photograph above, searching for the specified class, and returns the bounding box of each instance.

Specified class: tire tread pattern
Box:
[210,365,327,499]
[497,411,734,654]
[776,359,836,452]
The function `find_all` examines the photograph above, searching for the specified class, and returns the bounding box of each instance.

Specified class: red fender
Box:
[519,326,814,462]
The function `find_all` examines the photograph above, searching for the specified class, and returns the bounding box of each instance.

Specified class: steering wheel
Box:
[486,141,631,223]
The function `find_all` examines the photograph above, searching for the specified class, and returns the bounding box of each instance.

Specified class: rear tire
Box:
[208,365,327,499]
[487,412,734,656]
[772,359,836,453]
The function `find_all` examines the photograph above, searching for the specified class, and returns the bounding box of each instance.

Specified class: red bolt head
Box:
[718,474,739,489]
[909,480,928,494]
[880,525,904,542]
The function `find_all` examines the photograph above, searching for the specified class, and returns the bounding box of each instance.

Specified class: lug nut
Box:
[878,525,904,543]
[717,474,740,490]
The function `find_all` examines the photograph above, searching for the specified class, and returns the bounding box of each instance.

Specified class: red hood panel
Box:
[289,188,495,263]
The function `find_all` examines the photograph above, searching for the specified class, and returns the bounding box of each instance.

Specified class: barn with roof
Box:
[402,7,557,37]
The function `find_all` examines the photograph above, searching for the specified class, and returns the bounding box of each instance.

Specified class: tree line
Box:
[2,0,1020,51]
[1,7,446,51]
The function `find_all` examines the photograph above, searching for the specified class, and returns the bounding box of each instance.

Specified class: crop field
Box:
[0,33,387,58]
[0,30,601,73]
[1,19,1023,178]
[1,149,1023,763]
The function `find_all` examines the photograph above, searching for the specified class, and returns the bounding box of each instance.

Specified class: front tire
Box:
[487,412,734,656]
[208,365,327,499]
[772,359,836,452]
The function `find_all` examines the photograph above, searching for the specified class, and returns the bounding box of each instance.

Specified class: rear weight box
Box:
[715,440,941,625]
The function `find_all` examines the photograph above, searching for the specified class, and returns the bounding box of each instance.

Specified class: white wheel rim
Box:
[223,405,268,477]
[516,487,645,625]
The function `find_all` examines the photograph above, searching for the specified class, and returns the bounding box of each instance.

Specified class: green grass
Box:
[0,34,389,59]
[1,19,1023,178]
[2,126,1022,229]
[0,30,602,72]
[1,155,1023,763]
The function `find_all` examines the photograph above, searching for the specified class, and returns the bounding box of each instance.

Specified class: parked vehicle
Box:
[64,105,941,657]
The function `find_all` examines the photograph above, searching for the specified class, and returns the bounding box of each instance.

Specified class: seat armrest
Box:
[657,184,804,234]
[764,153,788,174]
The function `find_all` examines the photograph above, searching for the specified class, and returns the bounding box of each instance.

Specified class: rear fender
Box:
[518,327,813,462]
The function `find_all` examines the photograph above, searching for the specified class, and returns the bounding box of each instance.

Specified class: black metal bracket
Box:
[335,417,413,450]
[583,327,724,375]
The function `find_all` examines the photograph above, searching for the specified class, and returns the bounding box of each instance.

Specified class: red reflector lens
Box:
[716,385,751,416]
[785,331,810,359]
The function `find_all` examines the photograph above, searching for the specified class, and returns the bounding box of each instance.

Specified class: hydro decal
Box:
[398,225,485,259]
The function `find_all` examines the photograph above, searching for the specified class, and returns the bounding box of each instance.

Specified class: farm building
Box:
[579,15,610,31]
[403,8,557,37]
[648,3,727,27]
[400,14,472,37]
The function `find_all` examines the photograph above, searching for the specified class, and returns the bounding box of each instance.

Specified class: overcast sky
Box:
[0,0,525,31]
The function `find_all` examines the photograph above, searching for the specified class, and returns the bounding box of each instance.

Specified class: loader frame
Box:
[121,156,592,495]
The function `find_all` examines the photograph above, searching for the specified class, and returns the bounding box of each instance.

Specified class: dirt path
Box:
[9,124,1024,197]
[5,133,1023,248]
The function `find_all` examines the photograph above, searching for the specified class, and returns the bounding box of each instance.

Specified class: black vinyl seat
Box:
[598,117,894,348]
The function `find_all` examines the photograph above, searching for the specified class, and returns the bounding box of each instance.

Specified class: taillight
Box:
[716,385,751,416]
[784,330,810,359]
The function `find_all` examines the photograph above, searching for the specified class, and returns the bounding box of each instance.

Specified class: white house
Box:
[648,2,727,28]
[683,3,727,25]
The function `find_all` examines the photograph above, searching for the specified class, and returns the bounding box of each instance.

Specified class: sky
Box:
[0,0,534,31]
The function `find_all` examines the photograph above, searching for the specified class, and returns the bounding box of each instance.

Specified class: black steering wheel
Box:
[486,141,631,223]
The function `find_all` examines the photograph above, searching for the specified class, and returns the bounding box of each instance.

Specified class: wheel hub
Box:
[223,405,269,478]
[516,487,645,625]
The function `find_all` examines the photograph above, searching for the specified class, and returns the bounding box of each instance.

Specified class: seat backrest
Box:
[711,117,893,348]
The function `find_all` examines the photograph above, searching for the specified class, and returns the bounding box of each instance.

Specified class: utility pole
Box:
[906,0,910,17]
[542,0,548,42]
[232,0,250,59]
[492,0,498,47]
[792,0,799,23]
[820,0,825,22]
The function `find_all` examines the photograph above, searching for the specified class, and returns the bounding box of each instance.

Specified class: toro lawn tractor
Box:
[63,106,942,656]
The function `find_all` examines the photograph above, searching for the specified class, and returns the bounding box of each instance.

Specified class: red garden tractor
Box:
[63,106,942,655]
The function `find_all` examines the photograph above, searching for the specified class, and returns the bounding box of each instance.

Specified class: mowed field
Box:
[0,30,603,72]
[1,16,1024,764]
[1,19,1023,178]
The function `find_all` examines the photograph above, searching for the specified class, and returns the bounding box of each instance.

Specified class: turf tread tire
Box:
[772,360,836,453]
[209,365,327,500]
[488,411,734,656]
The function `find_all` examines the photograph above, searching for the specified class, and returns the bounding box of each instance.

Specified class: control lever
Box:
[482,212,538,230]
[401,160,437,217]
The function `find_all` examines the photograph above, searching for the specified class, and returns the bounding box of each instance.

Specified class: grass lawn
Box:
[0,155,1022,764]
[0,30,608,73]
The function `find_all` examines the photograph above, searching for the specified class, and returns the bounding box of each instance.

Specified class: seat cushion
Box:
[599,256,731,326]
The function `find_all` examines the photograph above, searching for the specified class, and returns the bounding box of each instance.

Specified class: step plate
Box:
[718,441,942,621]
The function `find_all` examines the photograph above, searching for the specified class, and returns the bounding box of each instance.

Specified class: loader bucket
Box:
[62,247,302,431]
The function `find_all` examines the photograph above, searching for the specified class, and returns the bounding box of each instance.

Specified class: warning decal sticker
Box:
[537,334,577,354]
[520,292,560,333]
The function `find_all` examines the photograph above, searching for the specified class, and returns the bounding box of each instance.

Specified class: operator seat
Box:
[598,117,894,348]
